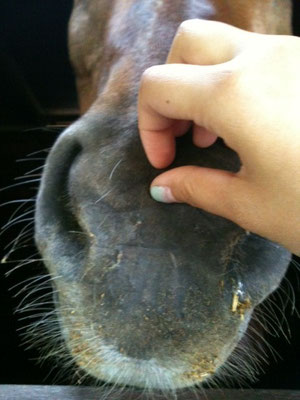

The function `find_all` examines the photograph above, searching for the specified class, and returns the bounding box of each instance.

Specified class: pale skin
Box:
[138,19,300,256]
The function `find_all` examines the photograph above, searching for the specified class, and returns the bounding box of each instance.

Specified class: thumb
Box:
[150,166,246,226]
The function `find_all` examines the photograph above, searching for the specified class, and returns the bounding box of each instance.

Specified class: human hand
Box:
[138,19,300,255]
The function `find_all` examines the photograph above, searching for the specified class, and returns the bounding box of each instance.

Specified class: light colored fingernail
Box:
[150,186,176,203]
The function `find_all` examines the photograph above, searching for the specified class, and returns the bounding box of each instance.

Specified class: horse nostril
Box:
[35,135,88,276]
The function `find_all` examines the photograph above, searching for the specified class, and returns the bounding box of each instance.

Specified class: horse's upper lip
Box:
[116,243,174,251]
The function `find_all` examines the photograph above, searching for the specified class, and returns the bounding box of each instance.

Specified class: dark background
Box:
[0,0,300,390]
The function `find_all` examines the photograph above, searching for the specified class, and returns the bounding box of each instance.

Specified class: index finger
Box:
[138,20,250,169]
[138,62,231,168]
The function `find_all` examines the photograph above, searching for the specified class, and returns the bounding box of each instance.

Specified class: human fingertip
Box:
[150,186,177,203]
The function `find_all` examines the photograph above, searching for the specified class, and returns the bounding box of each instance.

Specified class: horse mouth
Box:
[34,121,291,390]
[59,290,251,390]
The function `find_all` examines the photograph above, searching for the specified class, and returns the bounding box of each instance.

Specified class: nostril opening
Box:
[35,137,88,266]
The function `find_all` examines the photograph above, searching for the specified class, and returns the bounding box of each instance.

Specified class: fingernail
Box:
[150,186,176,203]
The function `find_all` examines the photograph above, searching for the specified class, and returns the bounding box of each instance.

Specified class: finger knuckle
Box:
[177,19,199,38]
[212,66,241,98]
[140,66,162,94]
[141,65,160,82]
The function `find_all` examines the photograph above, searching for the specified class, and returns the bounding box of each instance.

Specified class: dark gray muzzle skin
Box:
[35,106,291,390]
